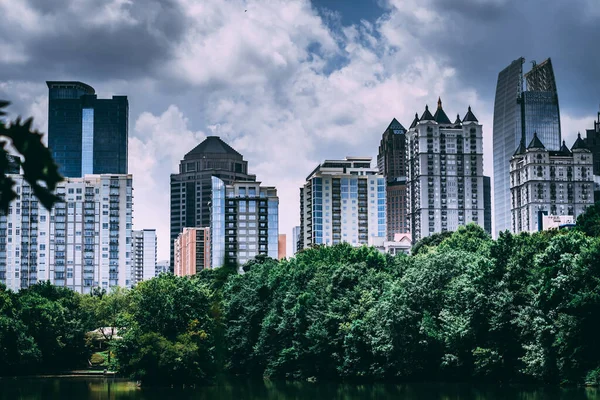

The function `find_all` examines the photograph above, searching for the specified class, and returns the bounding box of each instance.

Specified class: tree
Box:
[576,201,600,237]
[0,101,62,213]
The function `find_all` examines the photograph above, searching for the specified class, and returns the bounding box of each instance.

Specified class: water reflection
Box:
[0,377,598,400]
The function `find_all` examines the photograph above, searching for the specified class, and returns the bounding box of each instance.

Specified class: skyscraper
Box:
[493,58,561,235]
[47,81,128,177]
[170,137,255,268]
[298,157,386,249]
[377,118,409,240]
[406,101,488,242]
[211,177,278,271]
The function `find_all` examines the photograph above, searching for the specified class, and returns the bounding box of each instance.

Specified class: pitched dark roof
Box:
[420,105,434,121]
[513,140,527,156]
[454,113,462,125]
[527,132,545,149]
[571,133,587,151]
[184,136,243,160]
[409,113,420,129]
[433,97,452,124]
[386,118,406,133]
[462,106,478,122]
[559,140,572,155]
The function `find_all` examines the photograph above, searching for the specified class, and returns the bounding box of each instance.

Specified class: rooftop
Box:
[184,136,244,160]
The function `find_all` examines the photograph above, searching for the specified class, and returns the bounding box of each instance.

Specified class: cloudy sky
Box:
[1,0,599,260]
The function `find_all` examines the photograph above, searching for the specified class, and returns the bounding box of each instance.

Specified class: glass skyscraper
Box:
[47,81,128,177]
[492,58,561,235]
[170,137,256,268]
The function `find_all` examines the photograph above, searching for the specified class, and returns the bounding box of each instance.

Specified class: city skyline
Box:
[1,0,599,259]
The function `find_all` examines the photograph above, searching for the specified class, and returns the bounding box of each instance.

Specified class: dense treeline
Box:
[1,203,599,385]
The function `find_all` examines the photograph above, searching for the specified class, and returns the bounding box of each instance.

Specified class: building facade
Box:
[483,176,492,235]
[132,229,157,285]
[584,110,600,201]
[493,58,561,235]
[584,110,600,175]
[406,100,488,242]
[155,260,170,276]
[510,134,594,233]
[174,227,210,276]
[299,157,386,249]
[170,136,255,268]
[0,174,132,293]
[278,234,286,260]
[377,118,409,240]
[211,177,278,272]
[47,81,128,178]
[292,225,301,255]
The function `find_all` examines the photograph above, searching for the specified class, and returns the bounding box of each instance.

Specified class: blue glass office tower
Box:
[492,58,561,236]
[47,81,128,177]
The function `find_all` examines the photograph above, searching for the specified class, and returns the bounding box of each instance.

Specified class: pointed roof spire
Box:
[462,105,478,122]
[433,97,452,124]
[184,136,243,160]
[386,118,406,133]
[527,132,545,149]
[571,132,587,151]
[513,138,527,156]
[409,112,420,129]
[454,113,462,125]
[558,140,572,155]
[420,105,434,121]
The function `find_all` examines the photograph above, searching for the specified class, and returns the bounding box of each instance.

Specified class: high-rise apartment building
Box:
[211,177,278,272]
[47,81,128,178]
[406,100,488,242]
[0,174,132,293]
[493,58,561,235]
[170,136,255,268]
[174,227,210,276]
[510,134,594,233]
[298,157,386,249]
[132,229,157,285]
[377,118,409,240]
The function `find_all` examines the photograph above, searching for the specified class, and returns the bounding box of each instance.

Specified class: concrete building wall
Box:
[278,234,286,260]
[174,227,210,276]
[299,157,386,249]
[0,174,132,294]
[132,229,157,285]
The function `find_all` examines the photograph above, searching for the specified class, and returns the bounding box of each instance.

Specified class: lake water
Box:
[0,377,599,400]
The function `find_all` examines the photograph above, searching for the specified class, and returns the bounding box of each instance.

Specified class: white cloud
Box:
[0,0,512,259]
[129,106,205,247]
[143,0,490,257]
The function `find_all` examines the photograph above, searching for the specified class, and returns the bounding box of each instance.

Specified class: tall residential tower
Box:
[47,81,128,177]
[169,137,255,268]
[377,118,409,240]
[493,58,561,235]
[406,100,489,242]
[298,157,386,249]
